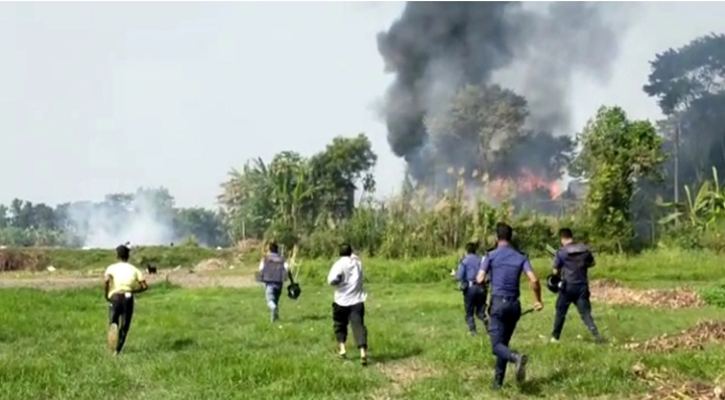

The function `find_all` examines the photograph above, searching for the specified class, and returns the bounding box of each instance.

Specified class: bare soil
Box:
[0,269,258,290]
[590,279,705,309]
[367,358,440,400]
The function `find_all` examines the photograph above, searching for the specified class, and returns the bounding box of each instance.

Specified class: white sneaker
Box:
[550,337,559,344]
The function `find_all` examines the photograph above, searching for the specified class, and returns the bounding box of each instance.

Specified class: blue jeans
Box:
[265,283,282,321]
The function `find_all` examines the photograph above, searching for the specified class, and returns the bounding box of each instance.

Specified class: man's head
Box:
[465,241,479,254]
[116,244,130,262]
[339,243,353,257]
[559,228,574,246]
[496,222,513,244]
[269,242,279,254]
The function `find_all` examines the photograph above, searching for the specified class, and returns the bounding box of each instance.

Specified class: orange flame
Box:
[487,168,562,200]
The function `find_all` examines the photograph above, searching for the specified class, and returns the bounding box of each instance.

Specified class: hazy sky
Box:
[1,2,724,209]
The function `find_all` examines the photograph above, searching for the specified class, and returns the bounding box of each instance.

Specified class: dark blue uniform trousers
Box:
[463,284,487,332]
[488,295,521,380]
[551,283,600,340]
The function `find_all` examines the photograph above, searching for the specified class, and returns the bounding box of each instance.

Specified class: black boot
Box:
[512,353,528,384]
[492,374,504,390]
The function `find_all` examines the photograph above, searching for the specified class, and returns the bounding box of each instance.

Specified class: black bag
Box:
[287,274,301,300]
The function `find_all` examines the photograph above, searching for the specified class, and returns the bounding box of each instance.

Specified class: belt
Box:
[491,294,519,302]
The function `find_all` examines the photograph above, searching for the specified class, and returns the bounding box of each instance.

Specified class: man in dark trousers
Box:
[104,244,148,355]
[327,244,368,366]
[477,223,543,390]
[454,241,488,335]
[258,242,290,323]
[550,228,605,344]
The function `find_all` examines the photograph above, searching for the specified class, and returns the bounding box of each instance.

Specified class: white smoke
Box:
[67,189,175,249]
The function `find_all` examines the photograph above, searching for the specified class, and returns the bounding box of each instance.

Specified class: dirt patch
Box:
[192,258,228,272]
[0,277,98,290]
[590,279,705,309]
[0,270,258,290]
[631,362,724,399]
[0,250,50,272]
[623,321,725,352]
[367,359,440,400]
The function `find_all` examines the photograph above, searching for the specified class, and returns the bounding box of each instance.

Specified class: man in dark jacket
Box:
[258,242,290,323]
[550,228,604,344]
[454,242,488,335]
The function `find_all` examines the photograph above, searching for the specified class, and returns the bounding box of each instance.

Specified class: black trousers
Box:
[108,293,135,353]
[488,295,521,381]
[463,284,487,332]
[332,302,367,350]
[551,283,600,340]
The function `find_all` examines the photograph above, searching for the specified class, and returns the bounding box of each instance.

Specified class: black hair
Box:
[559,228,573,239]
[269,242,279,253]
[339,243,353,257]
[116,244,130,262]
[465,241,479,254]
[496,222,513,242]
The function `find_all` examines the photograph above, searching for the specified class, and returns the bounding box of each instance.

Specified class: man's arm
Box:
[552,251,565,275]
[454,262,466,282]
[475,256,490,284]
[586,251,596,268]
[133,269,148,294]
[327,260,344,286]
[523,260,543,310]
[104,273,111,300]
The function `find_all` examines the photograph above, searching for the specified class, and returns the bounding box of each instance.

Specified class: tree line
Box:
[0,188,228,248]
[3,34,725,256]
[217,33,725,257]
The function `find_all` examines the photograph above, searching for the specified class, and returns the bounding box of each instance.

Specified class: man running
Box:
[454,241,488,335]
[550,228,604,344]
[104,244,148,355]
[477,223,543,390]
[327,243,368,366]
[258,242,290,322]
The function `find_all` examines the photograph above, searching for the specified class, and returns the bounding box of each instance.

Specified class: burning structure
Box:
[376,2,629,209]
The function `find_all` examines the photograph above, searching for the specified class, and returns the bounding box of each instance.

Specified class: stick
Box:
[521,307,535,316]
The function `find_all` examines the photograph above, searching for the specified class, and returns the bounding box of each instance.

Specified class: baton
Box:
[521,307,536,316]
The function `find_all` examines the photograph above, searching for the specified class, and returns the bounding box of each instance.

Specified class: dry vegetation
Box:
[590,279,705,309]
[631,362,724,400]
[624,321,725,352]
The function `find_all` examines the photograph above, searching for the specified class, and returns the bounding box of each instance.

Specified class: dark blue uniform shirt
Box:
[481,244,533,298]
[455,254,483,282]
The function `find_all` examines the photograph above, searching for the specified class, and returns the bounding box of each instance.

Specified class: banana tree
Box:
[659,166,725,230]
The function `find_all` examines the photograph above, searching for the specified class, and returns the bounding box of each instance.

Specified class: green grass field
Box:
[1,250,724,400]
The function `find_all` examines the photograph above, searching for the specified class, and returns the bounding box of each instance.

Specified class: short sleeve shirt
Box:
[105,262,144,299]
[480,245,533,298]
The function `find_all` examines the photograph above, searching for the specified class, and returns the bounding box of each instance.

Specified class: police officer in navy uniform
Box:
[476,223,543,390]
[454,241,488,335]
[550,228,604,344]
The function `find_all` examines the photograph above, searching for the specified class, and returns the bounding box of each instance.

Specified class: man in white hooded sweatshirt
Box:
[327,243,368,366]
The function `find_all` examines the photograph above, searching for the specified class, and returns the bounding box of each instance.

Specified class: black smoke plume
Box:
[377,2,630,186]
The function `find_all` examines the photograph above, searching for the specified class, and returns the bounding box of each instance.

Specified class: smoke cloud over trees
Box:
[376,2,632,193]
